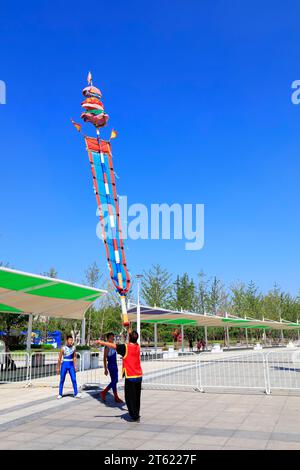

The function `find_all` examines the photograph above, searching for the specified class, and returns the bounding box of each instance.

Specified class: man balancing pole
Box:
[97,325,143,422]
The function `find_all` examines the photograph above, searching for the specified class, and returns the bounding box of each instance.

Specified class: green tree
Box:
[96,304,122,339]
[206,277,228,315]
[229,282,247,316]
[195,271,209,314]
[141,264,173,307]
[229,280,263,342]
[171,273,197,311]
[83,262,101,344]
[0,261,10,268]
[84,262,100,289]
[262,284,286,322]
[42,267,57,279]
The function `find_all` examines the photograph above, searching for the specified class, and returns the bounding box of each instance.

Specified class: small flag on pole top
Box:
[71,119,82,133]
[87,71,92,85]
[110,129,118,140]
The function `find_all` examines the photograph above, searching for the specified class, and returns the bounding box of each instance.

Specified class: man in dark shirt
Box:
[97,326,143,422]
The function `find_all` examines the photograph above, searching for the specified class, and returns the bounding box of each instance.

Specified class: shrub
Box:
[76,345,91,351]
[9,344,26,351]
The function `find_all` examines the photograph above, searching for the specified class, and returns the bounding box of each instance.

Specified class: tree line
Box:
[1,261,300,347]
[140,265,300,343]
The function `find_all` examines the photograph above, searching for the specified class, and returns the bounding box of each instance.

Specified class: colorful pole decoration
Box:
[76,73,131,326]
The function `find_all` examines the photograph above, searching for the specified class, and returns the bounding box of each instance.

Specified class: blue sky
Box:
[0,0,300,294]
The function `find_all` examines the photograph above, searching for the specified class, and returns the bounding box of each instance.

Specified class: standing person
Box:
[97,325,143,422]
[100,332,123,403]
[56,335,81,399]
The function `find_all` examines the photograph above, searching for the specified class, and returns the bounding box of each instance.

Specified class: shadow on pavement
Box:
[120,412,140,422]
[87,390,126,411]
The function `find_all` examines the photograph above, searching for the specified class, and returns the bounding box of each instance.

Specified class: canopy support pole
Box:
[181,325,184,353]
[204,327,208,350]
[245,316,249,347]
[204,311,208,350]
[262,316,267,345]
[26,314,33,352]
[280,316,284,343]
[81,318,86,345]
[154,323,158,358]
[225,311,230,349]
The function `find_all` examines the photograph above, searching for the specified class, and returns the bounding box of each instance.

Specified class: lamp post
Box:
[136,274,143,344]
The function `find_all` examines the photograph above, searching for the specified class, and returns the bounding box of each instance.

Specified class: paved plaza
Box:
[0,385,300,450]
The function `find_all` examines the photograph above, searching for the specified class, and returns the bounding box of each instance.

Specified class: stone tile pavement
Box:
[0,386,300,449]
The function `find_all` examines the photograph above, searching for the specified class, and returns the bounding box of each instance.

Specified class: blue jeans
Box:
[59,362,78,396]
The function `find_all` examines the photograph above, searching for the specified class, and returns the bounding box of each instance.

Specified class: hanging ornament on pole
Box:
[73,73,131,327]
[87,71,93,85]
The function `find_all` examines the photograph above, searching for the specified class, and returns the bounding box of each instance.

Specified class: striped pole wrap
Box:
[84,135,131,326]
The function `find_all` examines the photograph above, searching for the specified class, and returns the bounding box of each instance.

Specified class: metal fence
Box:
[2,349,300,395]
[0,352,79,388]
[265,350,300,393]
[142,352,199,390]
[80,352,102,389]
[196,352,269,393]
[0,352,30,386]
[142,349,300,395]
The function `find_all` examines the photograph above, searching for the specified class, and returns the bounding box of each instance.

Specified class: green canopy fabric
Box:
[0,267,107,320]
[141,318,197,326]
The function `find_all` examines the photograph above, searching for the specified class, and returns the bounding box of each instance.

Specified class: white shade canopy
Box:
[128,304,300,330]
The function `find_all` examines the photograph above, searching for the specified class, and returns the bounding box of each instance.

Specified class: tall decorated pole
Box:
[75,72,131,326]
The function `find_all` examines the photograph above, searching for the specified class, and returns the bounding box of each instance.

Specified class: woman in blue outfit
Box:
[57,335,81,399]
[100,332,123,403]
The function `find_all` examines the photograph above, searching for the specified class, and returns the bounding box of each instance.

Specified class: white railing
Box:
[197,352,270,393]
[2,348,300,395]
[80,352,102,389]
[28,351,102,390]
[0,352,85,389]
[29,352,80,388]
[143,349,300,395]
[0,352,30,386]
[142,352,198,390]
[265,350,300,393]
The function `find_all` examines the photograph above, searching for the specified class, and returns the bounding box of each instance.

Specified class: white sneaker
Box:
[74,393,82,399]
[57,395,63,399]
